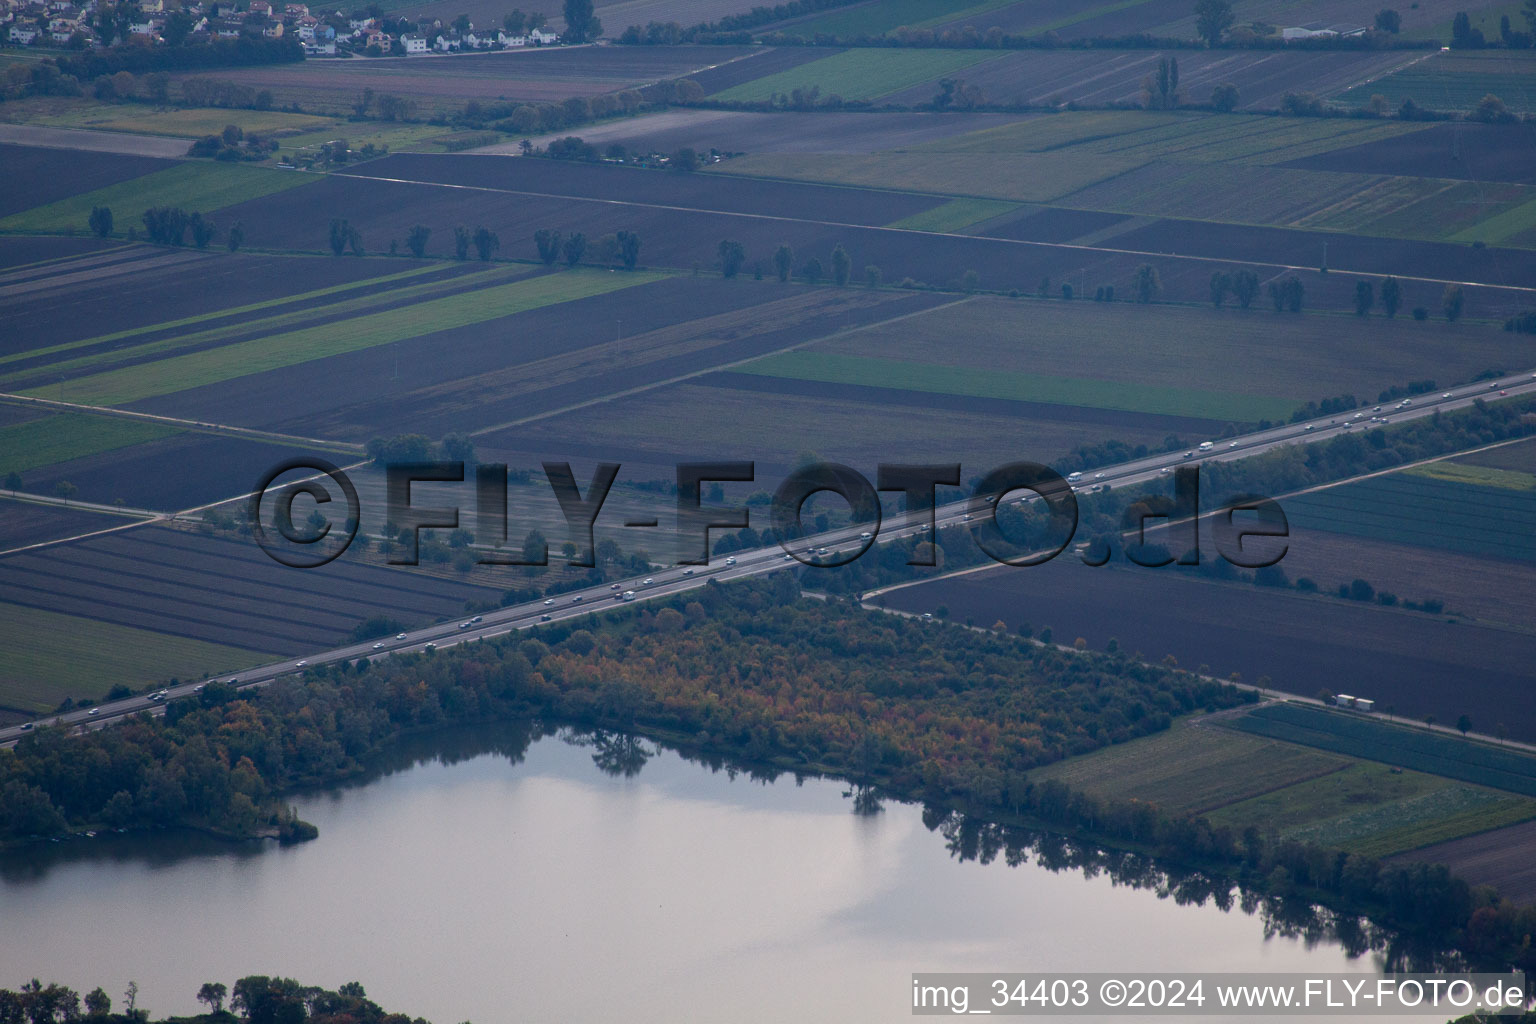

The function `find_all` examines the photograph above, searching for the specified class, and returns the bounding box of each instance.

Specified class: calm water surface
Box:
[1,725,1413,1022]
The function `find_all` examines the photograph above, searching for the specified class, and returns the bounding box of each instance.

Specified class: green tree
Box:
[865,265,882,287]
[1457,713,1473,735]
[454,224,471,260]
[801,256,823,284]
[1148,55,1179,109]
[561,0,601,42]
[562,231,586,266]
[1231,270,1259,308]
[1132,263,1161,303]
[1374,8,1401,32]
[616,229,640,270]
[1525,0,1536,32]
[1442,282,1464,322]
[406,224,431,258]
[227,220,245,252]
[84,987,111,1018]
[1354,279,1373,316]
[504,9,526,33]
[197,982,227,1015]
[1210,82,1238,112]
[4,471,21,492]
[534,228,561,265]
[670,146,698,172]
[189,212,216,249]
[773,243,793,282]
[473,225,499,261]
[328,218,353,257]
[1210,271,1231,307]
[453,12,472,33]
[54,480,78,504]
[1194,0,1234,45]
[718,238,746,278]
[88,206,113,238]
[831,244,851,286]
[1380,275,1401,317]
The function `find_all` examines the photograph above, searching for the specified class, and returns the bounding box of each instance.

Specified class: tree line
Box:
[0,976,434,1023]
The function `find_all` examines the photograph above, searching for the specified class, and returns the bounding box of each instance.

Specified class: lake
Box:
[1,723,1422,1023]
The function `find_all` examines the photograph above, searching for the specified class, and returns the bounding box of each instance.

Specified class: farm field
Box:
[1280,469,1536,562]
[1282,122,1536,186]
[38,269,662,407]
[736,350,1299,421]
[0,411,179,477]
[1026,711,1536,863]
[803,295,1533,416]
[1227,702,1536,797]
[881,558,1536,743]
[710,48,1005,103]
[0,601,266,712]
[1396,819,1536,904]
[1270,525,1536,634]
[127,278,951,442]
[774,0,1018,38]
[0,161,313,234]
[875,50,1429,111]
[0,498,143,554]
[1453,435,1536,473]
[0,524,505,663]
[886,197,1020,232]
[15,104,334,139]
[163,46,762,114]
[0,246,451,354]
[0,122,195,158]
[1333,50,1536,113]
[1028,718,1351,815]
[478,108,1028,156]
[0,144,176,220]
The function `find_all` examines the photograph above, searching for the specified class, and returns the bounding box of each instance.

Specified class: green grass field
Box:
[717,149,1144,203]
[41,269,669,406]
[711,48,1003,103]
[1405,460,1536,491]
[0,162,316,233]
[40,104,336,138]
[737,350,1300,422]
[0,603,266,711]
[886,197,1020,232]
[1028,719,1350,814]
[0,263,453,377]
[1449,192,1536,246]
[3,265,512,387]
[0,412,180,478]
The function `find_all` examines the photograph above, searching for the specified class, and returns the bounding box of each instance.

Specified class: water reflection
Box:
[0,719,1441,1024]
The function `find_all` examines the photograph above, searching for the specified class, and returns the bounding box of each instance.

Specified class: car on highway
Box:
[610,584,620,590]
[1443,392,1452,399]
[570,596,583,603]
[683,568,695,575]
[859,531,872,540]
[544,598,555,605]
[372,642,385,650]
[1094,472,1106,479]
[458,621,471,629]
[295,660,307,668]
[1228,441,1238,448]
[1373,406,1382,412]
[540,613,552,620]
[88,708,99,716]
[19,723,31,731]
[472,615,483,622]
[725,557,736,565]
[424,642,436,651]
[1159,467,1171,474]
[643,577,654,585]
[1304,425,1314,431]
[396,632,407,640]
[1184,450,1195,457]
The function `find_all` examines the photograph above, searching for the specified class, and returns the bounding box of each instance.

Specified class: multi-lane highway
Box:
[4,372,1533,745]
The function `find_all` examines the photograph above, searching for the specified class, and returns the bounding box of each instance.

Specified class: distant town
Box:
[4,0,561,57]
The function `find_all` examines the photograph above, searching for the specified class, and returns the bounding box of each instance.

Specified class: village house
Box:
[400,31,425,51]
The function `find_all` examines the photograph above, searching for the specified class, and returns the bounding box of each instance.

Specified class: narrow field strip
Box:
[0,262,452,371]
[2,264,514,386]
[39,269,670,406]
[735,350,1297,422]
[887,197,1020,232]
